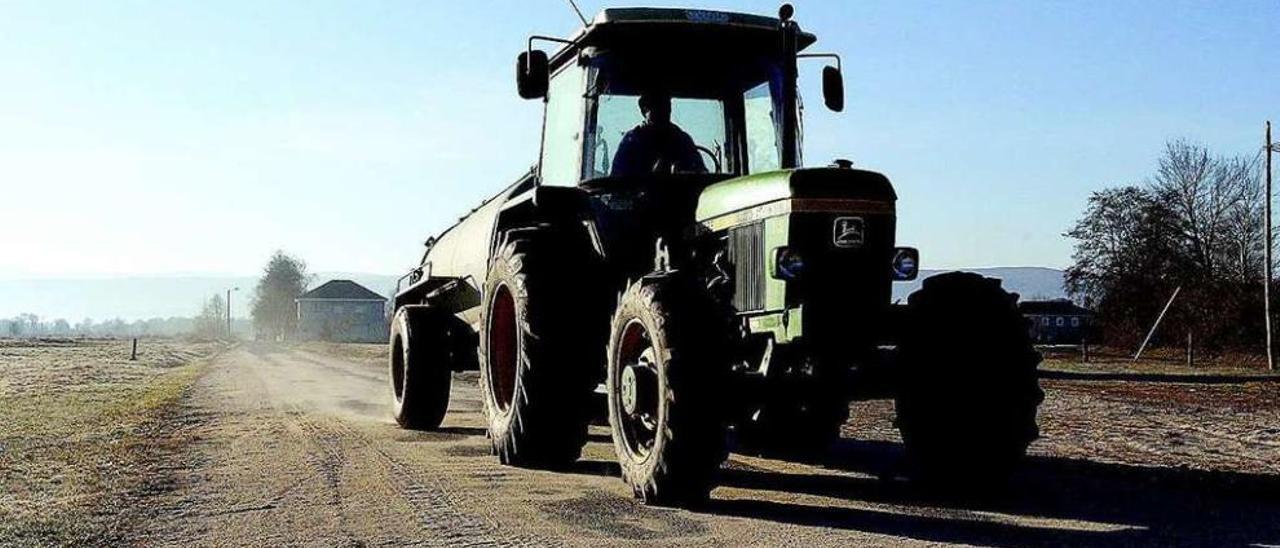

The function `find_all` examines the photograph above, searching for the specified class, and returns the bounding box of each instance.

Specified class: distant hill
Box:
[0,273,399,322]
[0,267,1065,322]
[891,267,1067,302]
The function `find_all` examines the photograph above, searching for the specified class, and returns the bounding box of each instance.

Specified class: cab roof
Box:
[591,7,796,29]
[548,7,818,68]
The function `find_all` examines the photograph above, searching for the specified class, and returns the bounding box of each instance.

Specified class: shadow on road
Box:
[406,407,1278,545]
[711,439,1280,547]
[436,426,489,437]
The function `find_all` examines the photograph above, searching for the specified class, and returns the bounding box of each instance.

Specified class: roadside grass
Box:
[0,339,223,546]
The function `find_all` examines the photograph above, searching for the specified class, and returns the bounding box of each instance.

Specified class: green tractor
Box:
[389,5,1043,506]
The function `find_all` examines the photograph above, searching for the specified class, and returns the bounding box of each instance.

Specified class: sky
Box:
[1,0,1276,279]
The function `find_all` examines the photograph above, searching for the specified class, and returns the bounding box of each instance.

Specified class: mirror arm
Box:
[797,52,842,72]
[527,35,577,58]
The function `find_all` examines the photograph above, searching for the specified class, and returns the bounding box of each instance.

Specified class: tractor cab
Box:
[518,7,843,188]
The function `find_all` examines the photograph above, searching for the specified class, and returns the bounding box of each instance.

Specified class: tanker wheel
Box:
[389,305,452,430]
[479,236,595,468]
[607,274,728,506]
[894,272,1044,485]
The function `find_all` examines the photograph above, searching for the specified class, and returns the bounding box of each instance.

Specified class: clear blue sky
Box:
[1,1,1275,278]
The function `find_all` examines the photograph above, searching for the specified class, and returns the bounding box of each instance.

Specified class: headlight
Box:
[892,247,919,281]
[773,247,805,280]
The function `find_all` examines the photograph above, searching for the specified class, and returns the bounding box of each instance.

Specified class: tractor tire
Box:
[479,236,596,468]
[389,305,453,430]
[894,271,1044,485]
[606,274,729,506]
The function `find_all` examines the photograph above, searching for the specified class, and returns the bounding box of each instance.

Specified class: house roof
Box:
[297,279,386,301]
[1019,299,1091,316]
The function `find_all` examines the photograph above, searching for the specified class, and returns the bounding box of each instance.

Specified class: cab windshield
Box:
[582,52,788,181]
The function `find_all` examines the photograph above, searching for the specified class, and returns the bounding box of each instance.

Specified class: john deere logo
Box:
[685,10,730,23]
[832,216,865,248]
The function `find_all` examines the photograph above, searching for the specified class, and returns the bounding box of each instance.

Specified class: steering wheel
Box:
[694,145,722,173]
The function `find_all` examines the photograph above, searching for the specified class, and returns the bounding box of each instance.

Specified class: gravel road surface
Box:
[133,344,1280,547]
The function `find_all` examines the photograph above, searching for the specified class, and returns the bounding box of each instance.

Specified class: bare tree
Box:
[1216,156,1265,283]
[194,293,227,339]
[1065,186,1177,345]
[251,251,310,341]
[1066,140,1263,349]
[1149,140,1261,282]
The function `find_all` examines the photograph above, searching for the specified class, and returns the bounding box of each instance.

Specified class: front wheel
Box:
[894,272,1044,484]
[606,274,728,506]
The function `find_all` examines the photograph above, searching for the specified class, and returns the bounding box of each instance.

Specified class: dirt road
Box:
[134,344,1280,547]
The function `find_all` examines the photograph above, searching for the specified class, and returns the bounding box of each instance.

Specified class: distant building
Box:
[1019,299,1092,345]
[296,280,388,343]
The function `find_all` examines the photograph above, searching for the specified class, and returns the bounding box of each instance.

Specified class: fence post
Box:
[1186,331,1193,367]
[130,338,138,361]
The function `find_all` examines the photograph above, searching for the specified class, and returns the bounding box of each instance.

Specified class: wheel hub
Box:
[621,351,656,417]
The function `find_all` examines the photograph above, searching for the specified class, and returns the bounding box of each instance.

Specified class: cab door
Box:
[538,60,587,187]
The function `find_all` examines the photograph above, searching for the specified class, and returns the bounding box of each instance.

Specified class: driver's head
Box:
[638,91,672,125]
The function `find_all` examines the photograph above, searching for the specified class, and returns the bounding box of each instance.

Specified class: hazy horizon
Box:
[0,267,1070,321]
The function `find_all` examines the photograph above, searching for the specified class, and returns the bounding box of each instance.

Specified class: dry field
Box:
[0,338,225,546]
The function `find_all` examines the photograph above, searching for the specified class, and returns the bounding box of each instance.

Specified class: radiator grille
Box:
[727,222,765,312]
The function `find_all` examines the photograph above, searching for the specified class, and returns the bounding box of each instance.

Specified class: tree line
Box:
[1066,139,1265,351]
[1,314,211,338]
[3,250,311,341]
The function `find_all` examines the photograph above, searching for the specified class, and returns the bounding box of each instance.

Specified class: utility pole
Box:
[1267,122,1275,371]
[226,287,240,340]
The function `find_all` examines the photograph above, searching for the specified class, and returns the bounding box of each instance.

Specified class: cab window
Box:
[588,93,725,179]
[539,61,586,186]
[580,51,787,181]
[743,82,781,173]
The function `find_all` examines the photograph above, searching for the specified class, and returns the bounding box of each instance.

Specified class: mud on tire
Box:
[606,274,729,506]
[894,271,1044,484]
[479,236,598,468]
[389,305,453,430]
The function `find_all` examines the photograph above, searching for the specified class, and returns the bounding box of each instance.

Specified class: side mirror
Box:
[517,50,549,99]
[822,65,844,112]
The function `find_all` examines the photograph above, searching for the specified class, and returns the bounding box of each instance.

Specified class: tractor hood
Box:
[694,167,897,230]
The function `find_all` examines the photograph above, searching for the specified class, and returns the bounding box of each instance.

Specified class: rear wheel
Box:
[389,305,452,430]
[479,236,597,468]
[894,272,1043,484]
[607,274,728,506]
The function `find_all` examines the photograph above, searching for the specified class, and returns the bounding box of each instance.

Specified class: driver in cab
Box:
[610,91,707,176]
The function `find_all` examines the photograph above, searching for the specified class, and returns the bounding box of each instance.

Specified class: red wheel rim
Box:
[488,284,518,412]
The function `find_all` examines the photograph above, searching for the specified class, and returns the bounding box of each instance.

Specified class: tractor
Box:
[389,5,1043,506]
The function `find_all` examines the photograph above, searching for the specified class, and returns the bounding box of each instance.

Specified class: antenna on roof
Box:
[566,0,589,26]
